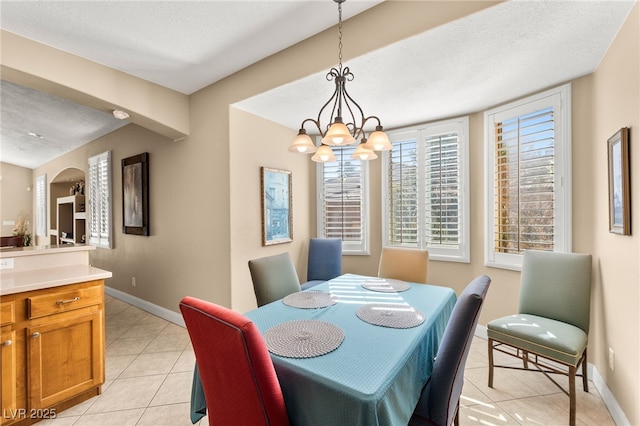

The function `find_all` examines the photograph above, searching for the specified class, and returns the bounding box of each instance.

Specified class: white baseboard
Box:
[475,324,488,340]
[591,364,630,426]
[105,286,185,328]
[475,325,628,426]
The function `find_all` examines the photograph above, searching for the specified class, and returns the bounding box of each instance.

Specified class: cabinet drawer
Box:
[0,301,15,326]
[28,285,103,319]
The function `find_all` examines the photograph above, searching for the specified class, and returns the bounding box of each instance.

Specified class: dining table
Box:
[190,273,457,426]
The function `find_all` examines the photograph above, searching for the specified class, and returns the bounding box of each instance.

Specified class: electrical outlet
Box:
[608,347,615,371]
[132,277,136,287]
[0,258,14,270]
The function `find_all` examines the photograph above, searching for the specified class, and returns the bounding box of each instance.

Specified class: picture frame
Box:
[261,167,292,246]
[607,128,630,235]
[122,152,149,236]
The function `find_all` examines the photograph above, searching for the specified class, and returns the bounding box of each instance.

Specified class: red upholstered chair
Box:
[179,296,289,426]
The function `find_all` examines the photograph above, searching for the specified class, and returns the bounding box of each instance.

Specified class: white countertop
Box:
[0,264,112,296]
[0,244,95,258]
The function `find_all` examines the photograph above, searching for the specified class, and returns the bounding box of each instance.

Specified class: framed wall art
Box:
[261,167,292,245]
[122,152,149,236]
[607,127,630,235]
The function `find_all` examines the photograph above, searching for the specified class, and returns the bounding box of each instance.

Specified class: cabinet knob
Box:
[31,332,40,338]
[2,340,11,346]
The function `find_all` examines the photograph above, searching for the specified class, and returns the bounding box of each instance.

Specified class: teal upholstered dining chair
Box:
[248,252,301,307]
[301,238,342,290]
[378,247,429,284]
[409,275,491,426]
[487,250,592,426]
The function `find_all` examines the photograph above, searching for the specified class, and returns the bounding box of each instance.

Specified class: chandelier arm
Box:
[317,83,341,135]
[340,85,367,140]
[361,115,384,129]
[343,101,364,140]
[299,118,324,136]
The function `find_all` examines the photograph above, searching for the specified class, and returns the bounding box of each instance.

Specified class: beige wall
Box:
[229,108,312,313]
[31,125,212,312]
[589,3,639,423]
[0,162,32,237]
[3,1,638,423]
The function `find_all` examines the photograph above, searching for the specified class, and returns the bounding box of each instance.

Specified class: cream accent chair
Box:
[377,247,429,284]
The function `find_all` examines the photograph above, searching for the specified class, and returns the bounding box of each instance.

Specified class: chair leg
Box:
[454,400,460,426]
[582,349,589,392]
[569,365,577,426]
[522,350,529,369]
[487,338,494,388]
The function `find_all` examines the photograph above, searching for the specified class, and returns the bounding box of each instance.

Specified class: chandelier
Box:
[288,0,391,162]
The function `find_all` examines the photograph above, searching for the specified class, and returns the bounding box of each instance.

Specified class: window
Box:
[382,117,470,262]
[485,84,571,270]
[35,174,47,237]
[88,151,112,248]
[316,145,369,254]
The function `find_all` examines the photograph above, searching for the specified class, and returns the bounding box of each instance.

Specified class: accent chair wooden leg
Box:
[522,350,529,369]
[582,349,589,392]
[488,338,494,388]
[569,365,577,426]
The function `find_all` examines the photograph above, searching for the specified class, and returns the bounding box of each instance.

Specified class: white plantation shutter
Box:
[383,118,469,262]
[317,145,369,254]
[485,84,571,270]
[88,151,112,248]
[424,132,461,247]
[35,174,47,237]
[494,108,555,253]
[388,135,418,245]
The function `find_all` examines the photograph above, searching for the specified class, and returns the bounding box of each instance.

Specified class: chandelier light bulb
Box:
[312,145,337,163]
[365,126,392,151]
[289,130,317,153]
[321,119,355,146]
[352,139,377,161]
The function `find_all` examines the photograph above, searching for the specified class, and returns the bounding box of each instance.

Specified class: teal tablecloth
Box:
[191,274,456,426]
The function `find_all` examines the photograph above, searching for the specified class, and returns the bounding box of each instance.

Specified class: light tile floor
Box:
[40,295,615,426]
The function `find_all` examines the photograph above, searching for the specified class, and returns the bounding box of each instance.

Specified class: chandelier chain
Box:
[337,0,343,69]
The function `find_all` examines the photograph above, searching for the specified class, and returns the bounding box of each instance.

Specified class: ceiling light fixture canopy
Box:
[289,0,390,162]
[112,109,130,120]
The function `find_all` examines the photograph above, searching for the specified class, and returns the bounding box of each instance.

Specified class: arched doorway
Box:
[49,167,85,245]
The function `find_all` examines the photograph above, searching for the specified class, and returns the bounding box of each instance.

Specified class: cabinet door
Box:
[27,309,104,409]
[1,329,17,425]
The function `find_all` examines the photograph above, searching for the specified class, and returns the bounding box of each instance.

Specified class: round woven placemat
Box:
[265,320,344,358]
[356,303,425,328]
[361,278,411,293]
[282,291,337,309]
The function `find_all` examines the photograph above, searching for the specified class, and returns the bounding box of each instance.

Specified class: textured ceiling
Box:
[0,0,636,169]
[0,0,380,94]
[237,0,636,132]
[0,0,381,169]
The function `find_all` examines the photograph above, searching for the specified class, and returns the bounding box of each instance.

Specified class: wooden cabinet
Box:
[56,195,86,245]
[1,302,17,425]
[1,301,18,426]
[0,281,104,425]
